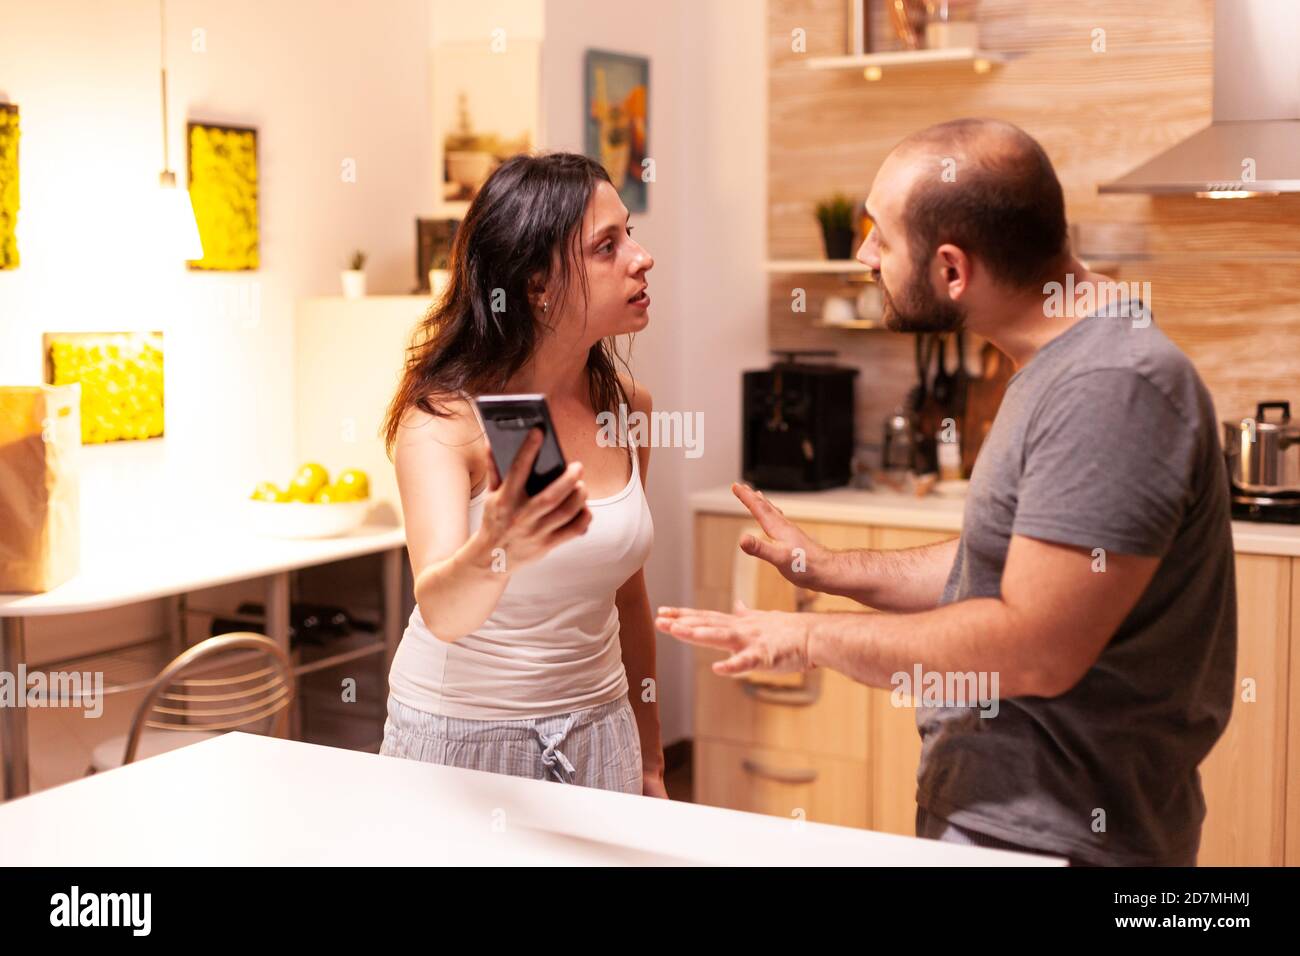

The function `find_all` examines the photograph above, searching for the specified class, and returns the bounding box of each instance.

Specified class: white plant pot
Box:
[821,295,857,326]
[341,270,366,299]
[856,283,883,321]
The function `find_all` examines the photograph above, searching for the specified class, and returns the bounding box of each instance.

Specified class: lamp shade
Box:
[159,172,203,262]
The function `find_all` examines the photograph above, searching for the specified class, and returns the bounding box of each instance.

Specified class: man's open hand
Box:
[731,482,832,590]
[655,600,814,677]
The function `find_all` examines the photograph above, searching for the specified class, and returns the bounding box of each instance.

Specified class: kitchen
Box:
[0,0,1294,908]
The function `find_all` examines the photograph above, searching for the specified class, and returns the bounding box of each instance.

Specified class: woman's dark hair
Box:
[381,151,631,457]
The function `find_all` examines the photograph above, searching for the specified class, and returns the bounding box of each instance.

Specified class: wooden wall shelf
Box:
[806,48,1009,81]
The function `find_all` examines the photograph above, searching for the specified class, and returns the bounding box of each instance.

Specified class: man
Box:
[657,119,1235,866]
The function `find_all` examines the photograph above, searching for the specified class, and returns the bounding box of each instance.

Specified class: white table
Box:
[0,521,409,800]
[0,732,1064,866]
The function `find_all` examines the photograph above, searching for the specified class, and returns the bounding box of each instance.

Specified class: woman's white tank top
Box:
[387,426,654,720]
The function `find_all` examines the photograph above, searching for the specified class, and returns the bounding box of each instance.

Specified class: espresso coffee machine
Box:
[742,350,858,491]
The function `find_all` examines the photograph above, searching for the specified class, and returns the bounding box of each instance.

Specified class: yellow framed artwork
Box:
[0,103,19,270]
[43,331,165,444]
[187,121,259,270]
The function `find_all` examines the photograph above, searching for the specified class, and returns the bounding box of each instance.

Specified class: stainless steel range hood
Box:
[1099,0,1300,197]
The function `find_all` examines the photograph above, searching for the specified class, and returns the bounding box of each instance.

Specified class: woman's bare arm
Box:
[614,381,665,795]
[395,401,590,643]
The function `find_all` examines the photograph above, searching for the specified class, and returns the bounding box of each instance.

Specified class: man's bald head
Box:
[887,118,1068,290]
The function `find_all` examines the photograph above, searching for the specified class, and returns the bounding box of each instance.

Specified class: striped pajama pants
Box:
[380,692,644,795]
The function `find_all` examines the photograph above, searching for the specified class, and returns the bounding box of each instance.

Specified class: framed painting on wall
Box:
[584,50,649,213]
[431,39,540,217]
[0,103,19,270]
[187,121,259,271]
[42,331,165,444]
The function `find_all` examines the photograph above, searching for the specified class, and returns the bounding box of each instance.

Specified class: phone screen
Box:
[473,395,567,496]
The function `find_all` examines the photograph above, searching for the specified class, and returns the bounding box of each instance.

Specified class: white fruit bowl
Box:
[244,499,369,539]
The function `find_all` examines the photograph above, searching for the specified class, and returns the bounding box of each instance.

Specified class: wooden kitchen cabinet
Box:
[694,738,868,829]
[1197,553,1291,866]
[1289,559,1300,867]
[691,513,870,828]
[691,512,955,837]
[867,527,956,837]
[802,525,957,836]
[693,651,868,760]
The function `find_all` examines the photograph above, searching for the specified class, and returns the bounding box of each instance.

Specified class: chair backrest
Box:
[122,632,296,765]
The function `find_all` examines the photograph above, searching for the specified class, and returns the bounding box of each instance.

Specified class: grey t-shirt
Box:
[916,300,1236,866]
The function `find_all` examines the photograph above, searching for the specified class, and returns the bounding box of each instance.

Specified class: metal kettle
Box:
[881,407,916,475]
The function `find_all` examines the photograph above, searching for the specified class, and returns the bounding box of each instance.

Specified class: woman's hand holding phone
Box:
[475,427,592,572]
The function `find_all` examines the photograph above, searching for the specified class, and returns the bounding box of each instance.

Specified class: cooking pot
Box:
[1223,401,1300,495]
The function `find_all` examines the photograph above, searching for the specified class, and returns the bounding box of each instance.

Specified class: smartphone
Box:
[473,394,568,497]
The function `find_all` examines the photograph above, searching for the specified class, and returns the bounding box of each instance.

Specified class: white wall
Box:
[0,0,434,649]
[541,0,768,746]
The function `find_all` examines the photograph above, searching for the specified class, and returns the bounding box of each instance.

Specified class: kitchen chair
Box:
[88,632,296,773]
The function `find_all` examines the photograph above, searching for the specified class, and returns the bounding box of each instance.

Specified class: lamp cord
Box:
[159,0,170,175]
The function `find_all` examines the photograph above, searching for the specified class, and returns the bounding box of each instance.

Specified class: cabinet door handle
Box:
[741,759,818,784]
[740,668,823,706]
[741,681,820,706]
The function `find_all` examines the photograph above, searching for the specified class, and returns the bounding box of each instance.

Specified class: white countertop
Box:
[690,484,1300,557]
[691,483,968,533]
[0,520,407,617]
[0,733,1062,866]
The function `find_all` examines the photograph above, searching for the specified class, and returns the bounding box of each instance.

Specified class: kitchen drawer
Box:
[693,738,869,829]
[694,647,869,760]
[694,514,752,593]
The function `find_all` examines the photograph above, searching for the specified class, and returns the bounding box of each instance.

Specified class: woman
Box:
[378,152,665,797]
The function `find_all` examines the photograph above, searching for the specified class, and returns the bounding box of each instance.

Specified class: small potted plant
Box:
[815,193,856,260]
[341,250,366,299]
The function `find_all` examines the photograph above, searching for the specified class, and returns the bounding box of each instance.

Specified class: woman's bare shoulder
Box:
[395,394,486,459]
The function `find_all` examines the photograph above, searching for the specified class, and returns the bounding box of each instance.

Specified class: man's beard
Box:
[878,266,965,334]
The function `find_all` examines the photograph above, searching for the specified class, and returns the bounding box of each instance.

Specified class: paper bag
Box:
[0,384,81,592]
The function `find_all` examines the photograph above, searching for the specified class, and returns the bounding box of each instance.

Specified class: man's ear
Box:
[935,243,970,300]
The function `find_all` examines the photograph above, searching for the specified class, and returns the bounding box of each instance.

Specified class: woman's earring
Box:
[542,300,549,313]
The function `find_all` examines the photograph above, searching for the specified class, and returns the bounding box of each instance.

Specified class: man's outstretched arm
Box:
[659,533,1159,700]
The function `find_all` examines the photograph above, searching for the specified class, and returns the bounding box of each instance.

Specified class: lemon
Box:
[251,481,288,502]
[289,463,329,502]
[313,483,343,504]
[336,469,370,500]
